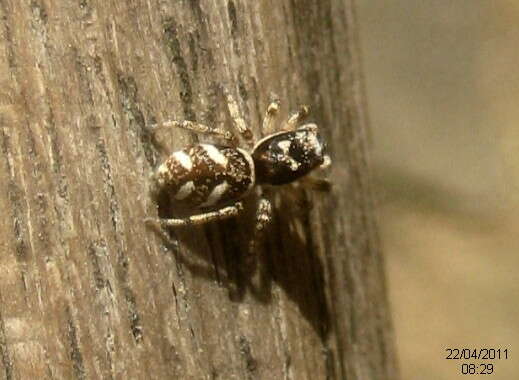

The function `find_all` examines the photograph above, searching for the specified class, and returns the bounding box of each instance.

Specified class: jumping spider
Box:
[146,90,331,242]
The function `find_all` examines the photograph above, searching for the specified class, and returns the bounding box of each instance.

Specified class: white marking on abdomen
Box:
[200,181,230,207]
[172,151,193,171]
[236,148,255,192]
[174,181,195,200]
[156,163,170,183]
[201,144,228,168]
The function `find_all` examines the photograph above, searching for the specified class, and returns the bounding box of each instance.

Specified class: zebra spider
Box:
[146,90,331,237]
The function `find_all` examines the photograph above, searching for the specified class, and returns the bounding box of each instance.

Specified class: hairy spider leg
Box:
[249,197,273,253]
[282,105,310,131]
[146,201,244,227]
[223,88,255,147]
[151,120,238,146]
[296,152,332,191]
[261,95,281,137]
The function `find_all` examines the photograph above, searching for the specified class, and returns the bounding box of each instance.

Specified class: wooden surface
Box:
[0,0,398,378]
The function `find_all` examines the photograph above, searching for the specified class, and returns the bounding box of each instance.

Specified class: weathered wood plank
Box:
[0,0,398,378]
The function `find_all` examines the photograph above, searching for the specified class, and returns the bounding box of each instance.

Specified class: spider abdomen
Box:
[155,144,255,209]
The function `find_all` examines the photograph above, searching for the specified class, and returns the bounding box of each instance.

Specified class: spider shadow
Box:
[152,187,331,341]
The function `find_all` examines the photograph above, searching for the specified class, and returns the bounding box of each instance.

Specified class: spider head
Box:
[252,123,328,185]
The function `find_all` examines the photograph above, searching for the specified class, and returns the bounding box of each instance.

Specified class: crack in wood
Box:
[117,250,143,343]
[117,74,155,166]
[88,241,107,291]
[0,1,17,70]
[65,306,87,380]
[163,18,195,120]
[94,135,143,343]
[0,127,29,260]
[0,302,14,380]
[238,335,257,376]
[227,0,238,40]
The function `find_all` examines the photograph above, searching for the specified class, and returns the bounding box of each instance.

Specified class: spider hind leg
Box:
[146,201,244,227]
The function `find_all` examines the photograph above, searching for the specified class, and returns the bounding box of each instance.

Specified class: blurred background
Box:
[358,1,519,378]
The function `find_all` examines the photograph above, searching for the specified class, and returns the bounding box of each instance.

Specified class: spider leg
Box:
[255,197,273,232]
[320,155,332,170]
[223,88,255,147]
[261,95,281,137]
[150,120,238,145]
[248,197,273,254]
[282,105,310,131]
[298,176,332,192]
[145,202,244,227]
[297,156,332,192]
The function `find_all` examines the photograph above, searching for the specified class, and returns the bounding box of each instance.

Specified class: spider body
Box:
[147,91,330,229]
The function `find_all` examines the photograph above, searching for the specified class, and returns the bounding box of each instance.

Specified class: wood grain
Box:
[0,0,398,378]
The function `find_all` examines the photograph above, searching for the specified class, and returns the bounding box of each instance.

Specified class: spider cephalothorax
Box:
[252,123,326,185]
[147,91,331,232]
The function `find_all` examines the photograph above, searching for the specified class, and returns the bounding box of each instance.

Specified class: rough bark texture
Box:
[0,0,398,379]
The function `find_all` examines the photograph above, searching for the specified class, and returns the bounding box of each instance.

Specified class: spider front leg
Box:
[150,120,238,145]
[320,154,332,170]
[298,155,332,191]
[223,88,255,147]
[262,95,281,137]
[146,201,244,228]
[282,104,310,131]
